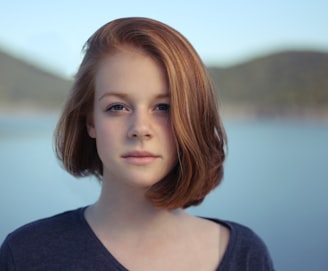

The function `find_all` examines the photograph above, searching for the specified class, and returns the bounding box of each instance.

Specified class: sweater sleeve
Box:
[237,230,274,271]
[0,236,16,271]
[219,221,275,271]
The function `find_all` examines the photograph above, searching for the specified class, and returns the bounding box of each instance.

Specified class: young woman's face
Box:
[88,46,178,190]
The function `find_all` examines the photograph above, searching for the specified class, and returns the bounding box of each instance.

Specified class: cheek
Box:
[92,119,117,147]
[96,124,118,145]
[94,128,119,163]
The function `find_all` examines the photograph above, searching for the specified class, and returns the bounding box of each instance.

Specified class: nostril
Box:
[128,129,152,140]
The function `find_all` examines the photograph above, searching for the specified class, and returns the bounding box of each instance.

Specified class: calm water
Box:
[0,114,327,271]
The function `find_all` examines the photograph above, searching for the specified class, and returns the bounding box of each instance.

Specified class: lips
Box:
[121,151,160,165]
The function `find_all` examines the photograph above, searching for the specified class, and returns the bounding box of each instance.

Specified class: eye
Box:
[155,103,170,112]
[106,104,128,112]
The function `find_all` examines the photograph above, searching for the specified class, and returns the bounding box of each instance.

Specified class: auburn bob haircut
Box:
[55,17,227,209]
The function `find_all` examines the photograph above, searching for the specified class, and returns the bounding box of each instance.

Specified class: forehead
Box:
[94,45,168,97]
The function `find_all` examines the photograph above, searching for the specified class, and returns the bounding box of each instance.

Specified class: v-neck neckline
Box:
[77,206,236,271]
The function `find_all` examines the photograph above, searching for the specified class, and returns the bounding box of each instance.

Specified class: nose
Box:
[127,110,153,140]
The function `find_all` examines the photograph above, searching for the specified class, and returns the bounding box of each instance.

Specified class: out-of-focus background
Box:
[0,1,327,270]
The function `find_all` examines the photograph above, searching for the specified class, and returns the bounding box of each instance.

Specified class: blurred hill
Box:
[0,49,72,111]
[208,50,328,118]
[1,48,328,118]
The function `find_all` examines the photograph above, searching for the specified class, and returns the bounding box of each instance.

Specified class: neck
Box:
[86,178,184,235]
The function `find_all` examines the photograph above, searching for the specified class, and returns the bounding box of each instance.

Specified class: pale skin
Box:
[85,45,229,271]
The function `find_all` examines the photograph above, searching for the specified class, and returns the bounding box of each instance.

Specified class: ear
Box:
[86,115,96,138]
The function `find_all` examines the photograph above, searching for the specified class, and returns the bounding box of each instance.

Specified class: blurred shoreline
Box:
[1,103,327,123]
[220,104,328,122]
[2,50,327,124]
[0,104,61,118]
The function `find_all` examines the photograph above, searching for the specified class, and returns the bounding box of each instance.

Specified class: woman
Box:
[0,17,274,270]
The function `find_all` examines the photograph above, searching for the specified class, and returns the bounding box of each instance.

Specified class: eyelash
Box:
[106,103,170,112]
[155,103,170,112]
[106,104,128,112]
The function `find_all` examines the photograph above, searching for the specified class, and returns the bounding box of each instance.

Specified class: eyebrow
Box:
[98,92,170,101]
[98,92,128,101]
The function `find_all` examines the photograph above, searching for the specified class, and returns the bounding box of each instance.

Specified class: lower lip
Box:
[122,156,158,165]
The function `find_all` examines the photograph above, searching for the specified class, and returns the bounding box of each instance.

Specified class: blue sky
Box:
[1,0,327,77]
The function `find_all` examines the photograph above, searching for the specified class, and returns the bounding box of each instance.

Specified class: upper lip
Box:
[121,151,159,158]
